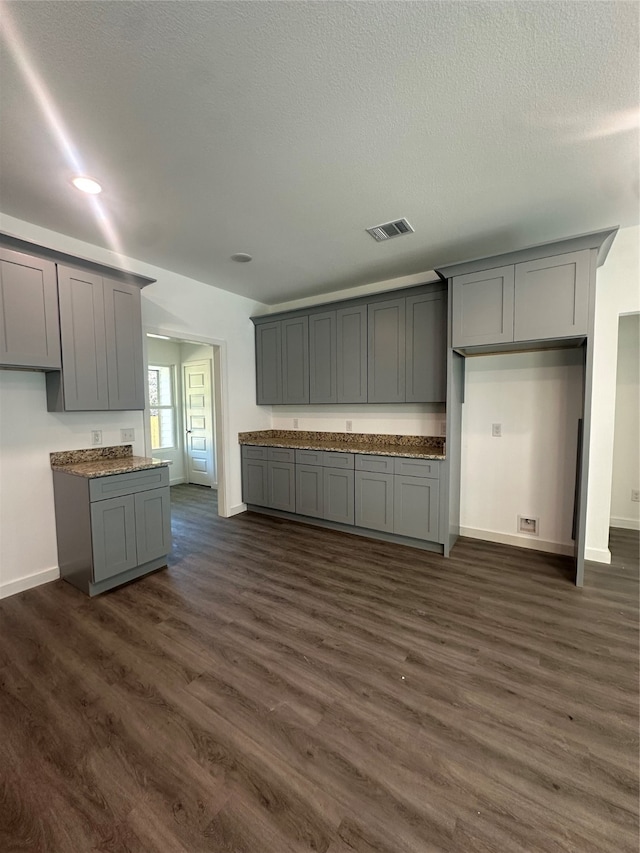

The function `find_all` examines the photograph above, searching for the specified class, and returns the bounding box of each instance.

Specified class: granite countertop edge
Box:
[238,431,446,460]
[51,457,169,479]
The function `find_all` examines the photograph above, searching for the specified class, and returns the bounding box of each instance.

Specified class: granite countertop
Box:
[50,445,169,478]
[238,430,446,460]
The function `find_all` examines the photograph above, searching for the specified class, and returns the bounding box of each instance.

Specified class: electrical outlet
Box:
[491,423,502,437]
[91,430,102,446]
[293,418,299,429]
[120,428,135,443]
[632,489,640,503]
[440,422,447,436]
[346,420,353,432]
[518,515,539,535]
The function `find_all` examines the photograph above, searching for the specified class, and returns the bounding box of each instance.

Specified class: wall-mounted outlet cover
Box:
[632,489,640,502]
[91,430,103,446]
[491,423,502,437]
[346,420,353,432]
[120,428,135,443]
[518,515,539,535]
[293,418,299,429]
[440,423,447,436]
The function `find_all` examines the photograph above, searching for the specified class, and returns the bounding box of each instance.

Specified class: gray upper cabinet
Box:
[282,316,309,404]
[103,278,145,410]
[514,250,590,342]
[368,298,406,404]
[337,304,367,404]
[255,321,282,404]
[309,311,337,404]
[48,266,145,411]
[53,266,109,411]
[406,291,446,403]
[452,265,515,348]
[0,248,61,370]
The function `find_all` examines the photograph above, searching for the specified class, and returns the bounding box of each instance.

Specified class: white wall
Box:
[610,313,640,530]
[586,225,640,561]
[146,337,185,483]
[460,349,583,554]
[0,212,270,597]
[271,404,445,437]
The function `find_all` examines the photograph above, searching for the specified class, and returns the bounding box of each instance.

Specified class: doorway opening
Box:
[143,329,229,517]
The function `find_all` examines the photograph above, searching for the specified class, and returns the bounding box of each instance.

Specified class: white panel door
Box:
[183,360,216,487]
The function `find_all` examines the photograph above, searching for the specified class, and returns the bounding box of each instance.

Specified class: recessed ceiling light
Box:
[71,175,102,194]
[231,253,252,263]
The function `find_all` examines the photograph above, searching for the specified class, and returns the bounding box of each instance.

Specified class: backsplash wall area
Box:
[270,404,445,437]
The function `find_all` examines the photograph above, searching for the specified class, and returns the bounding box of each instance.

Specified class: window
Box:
[148,365,176,450]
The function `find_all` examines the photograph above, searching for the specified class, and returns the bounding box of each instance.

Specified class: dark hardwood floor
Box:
[1,484,638,852]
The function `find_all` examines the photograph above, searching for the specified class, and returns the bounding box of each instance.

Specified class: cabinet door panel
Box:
[514,250,590,342]
[355,471,394,532]
[336,305,367,403]
[323,468,354,525]
[296,465,324,518]
[268,461,295,512]
[368,298,406,403]
[282,316,309,404]
[91,495,137,582]
[103,278,145,410]
[309,311,337,404]
[406,291,446,403]
[394,476,439,541]
[242,458,268,506]
[452,265,514,347]
[0,249,60,369]
[255,322,282,404]
[134,487,171,565]
[57,266,109,410]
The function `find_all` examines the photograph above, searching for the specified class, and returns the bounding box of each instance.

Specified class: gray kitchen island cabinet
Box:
[53,465,171,596]
[0,247,61,370]
[46,266,145,411]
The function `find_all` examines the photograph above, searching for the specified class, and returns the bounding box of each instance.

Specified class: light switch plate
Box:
[492,423,502,437]
[91,430,102,446]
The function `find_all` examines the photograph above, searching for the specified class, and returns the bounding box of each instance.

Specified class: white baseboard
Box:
[459,527,574,556]
[585,546,612,564]
[610,516,640,531]
[225,503,247,518]
[0,567,60,600]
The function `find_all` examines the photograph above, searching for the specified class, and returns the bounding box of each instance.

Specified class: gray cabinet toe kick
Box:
[53,466,171,596]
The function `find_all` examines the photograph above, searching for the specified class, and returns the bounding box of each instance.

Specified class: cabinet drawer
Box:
[242,445,268,460]
[355,454,395,474]
[296,449,324,465]
[89,466,169,502]
[393,457,440,479]
[323,451,354,469]
[268,447,295,463]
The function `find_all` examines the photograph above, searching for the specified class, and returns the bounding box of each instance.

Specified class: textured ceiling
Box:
[0,1,638,304]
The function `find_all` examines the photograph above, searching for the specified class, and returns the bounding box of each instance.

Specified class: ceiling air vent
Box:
[366,218,414,242]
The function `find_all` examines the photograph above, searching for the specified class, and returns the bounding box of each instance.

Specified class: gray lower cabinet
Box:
[242,456,269,505]
[47,265,145,411]
[323,467,354,525]
[393,475,439,540]
[355,470,395,533]
[241,446,295,512]
[53,466,171,596]
[268,460,296,511]
[0,248,61,370]
[296,464,324,518]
